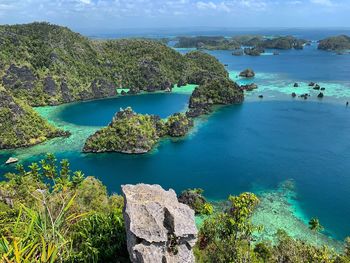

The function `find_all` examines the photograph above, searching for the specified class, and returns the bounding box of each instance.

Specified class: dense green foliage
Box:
[175,35,308,50]
[178,188,213,215]
[187,77,244,117]
[318,35,350,51]
[83,107,164,154]
[175,36,241,50]
[0,22,228,107]
[0,87,68,149]
[166,113,194,137]
[83,108,195,153]
[195,193,350,263]
[0,154,127,262]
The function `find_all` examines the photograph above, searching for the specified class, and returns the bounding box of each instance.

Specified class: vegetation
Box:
[0,154,127,262]
[175,36,241,50]
[83,108,196,154]
[174,35,308,51]
[0,87,69,149]
[318,35,350,51]
[195,193,350,263]
[187,77,244,117]
[166,113,194,137]
[83,107,164,154]
[1,156,350,262]
[0,22,228,107]
[178,188,213,215]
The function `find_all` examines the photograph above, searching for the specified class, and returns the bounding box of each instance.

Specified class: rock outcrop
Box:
[239,68,255,78]
[122,184,198,263]
[187,78,244,117]
[83,107,164,154]
[240,83,258,91]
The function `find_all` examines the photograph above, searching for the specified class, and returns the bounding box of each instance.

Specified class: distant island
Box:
[318,35,350,52]
[174,35,309,55]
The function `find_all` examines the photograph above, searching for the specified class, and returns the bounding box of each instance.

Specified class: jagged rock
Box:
[243,47,264,56]
[292,92,297,98]
[313,84,320,90]
[2,64,37,90]
[293,83,299,87]
[239,68,255,78]
[43,76,56,96]
[308,82,315,87]
[240,83,258,91]
[258,95,264,99]
[122,184,198,263]
[90,78,117,98]
[232,50,244,56]
[318,92,324,98]
[320,87,325,91]
[121,90,127,95]
[60,80,72,103]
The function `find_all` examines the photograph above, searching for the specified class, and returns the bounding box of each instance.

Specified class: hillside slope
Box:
[0,22,228,106]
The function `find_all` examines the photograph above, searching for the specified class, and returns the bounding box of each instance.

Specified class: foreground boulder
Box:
[122,184,198,263]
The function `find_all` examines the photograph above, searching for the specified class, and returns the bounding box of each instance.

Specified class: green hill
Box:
[0,87,68,149]
[0,22,228,106]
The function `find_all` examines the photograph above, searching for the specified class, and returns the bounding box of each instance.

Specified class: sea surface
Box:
[1,29,350,244]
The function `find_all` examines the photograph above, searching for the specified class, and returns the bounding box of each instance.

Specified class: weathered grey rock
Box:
[122,184,198,263]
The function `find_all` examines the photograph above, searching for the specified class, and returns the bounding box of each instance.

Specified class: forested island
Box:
[0,22,237,150]
[318,35,350,52]
[174,35,309,54]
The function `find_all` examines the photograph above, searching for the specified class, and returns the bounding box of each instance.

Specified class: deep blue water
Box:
[58,93,190,126]
[176,43,350,83]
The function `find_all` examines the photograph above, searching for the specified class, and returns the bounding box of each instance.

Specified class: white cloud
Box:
[196,1,217,10]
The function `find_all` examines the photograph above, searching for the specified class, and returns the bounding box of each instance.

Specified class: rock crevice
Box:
[122,184,198,263]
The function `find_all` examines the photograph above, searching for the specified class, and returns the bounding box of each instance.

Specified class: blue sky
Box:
[0,0,349,32]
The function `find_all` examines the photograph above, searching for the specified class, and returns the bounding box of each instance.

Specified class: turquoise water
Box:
[1,40,350,244]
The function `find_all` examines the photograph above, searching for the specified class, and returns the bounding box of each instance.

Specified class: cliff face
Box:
[122,184,198,263]
[0,87,68,149]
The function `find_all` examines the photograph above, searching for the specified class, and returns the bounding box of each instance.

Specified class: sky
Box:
[0,0,349,33]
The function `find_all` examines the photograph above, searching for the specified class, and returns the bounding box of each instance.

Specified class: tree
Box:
[309,217,324,245]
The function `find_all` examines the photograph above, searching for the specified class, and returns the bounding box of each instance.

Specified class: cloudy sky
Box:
[0,0,349,33]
